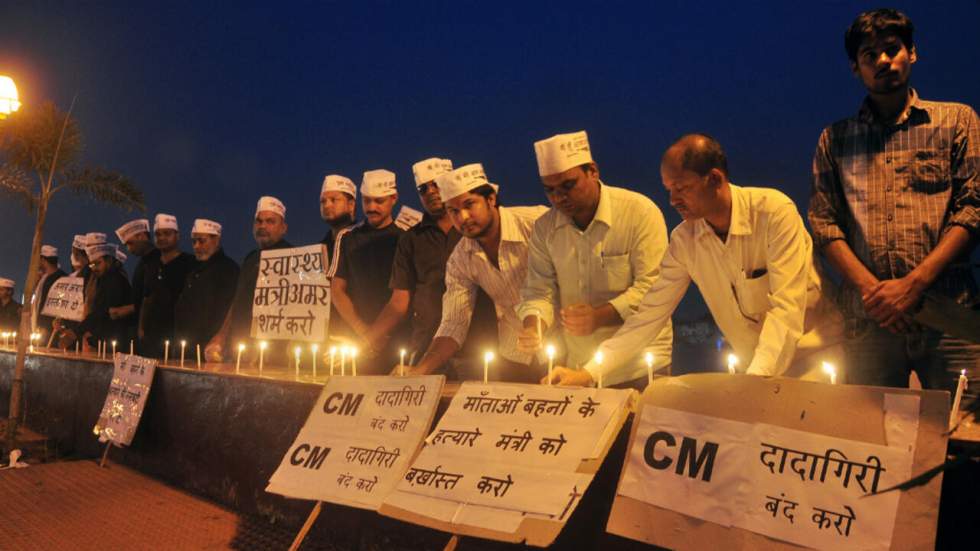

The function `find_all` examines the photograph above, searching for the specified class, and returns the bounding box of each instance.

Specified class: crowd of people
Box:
[2,9,976,401]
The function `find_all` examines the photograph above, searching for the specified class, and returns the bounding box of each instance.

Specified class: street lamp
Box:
[0,75,21,118]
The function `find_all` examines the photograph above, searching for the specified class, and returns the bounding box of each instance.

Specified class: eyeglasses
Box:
[417,182,437,194]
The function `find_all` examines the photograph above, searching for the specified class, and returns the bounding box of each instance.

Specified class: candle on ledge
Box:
[294,346,301,380]
[75,340,79,355]
[400,348,407,377]
[329,346,337,376]
[111,340,117,357]
[236,343,245,374]
[259,341,268,376]
[164,340,170,365]
[727,353,738,375]
[594,351,604,389]
[546,344,556,386]
[645,352,655,386]
[129,339,134,355]
[950,369,968,431]
[483,350,494,384]
[180,340,187,368]
[196,344,202,369]
[350,347,358,376]
[311,344,319,380]
[821,361,837,385]
[340,346,348,376]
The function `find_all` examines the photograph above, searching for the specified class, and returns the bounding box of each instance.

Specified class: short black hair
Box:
[845,9,914,63]
[665,133,728,177]
[470,184,497,200]
[40,255,58,267]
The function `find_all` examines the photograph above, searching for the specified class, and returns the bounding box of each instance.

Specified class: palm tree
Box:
[0,99,144,453]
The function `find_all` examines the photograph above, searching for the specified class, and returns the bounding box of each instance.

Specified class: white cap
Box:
[361,169,397,197]
[412,158,453,186]
[116,219,150,243]
[256,196,286,219]
[534,130,593,177]
[437,163,498,202]
[115,248,128,263]
[191,218,222,236]
[154,214,178,232]
[86,244,117,262]
[321,175,357,198]
[85,232,107,246]
[72,235,86,250]
[41,245,58,257]
[0,278,14,289]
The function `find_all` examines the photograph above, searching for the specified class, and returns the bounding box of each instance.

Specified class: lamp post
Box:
[0,75,21,119]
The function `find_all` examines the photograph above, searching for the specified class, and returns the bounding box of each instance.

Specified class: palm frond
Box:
[0,164,36,212]
[0,102,82,175]
[63,167,145,212]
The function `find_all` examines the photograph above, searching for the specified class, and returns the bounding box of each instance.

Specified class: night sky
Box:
[2,1,978,317]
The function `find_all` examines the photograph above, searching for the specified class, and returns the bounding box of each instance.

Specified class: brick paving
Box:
[0,459,308,550]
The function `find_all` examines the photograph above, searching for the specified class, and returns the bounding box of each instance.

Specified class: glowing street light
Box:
[0,75,21,118]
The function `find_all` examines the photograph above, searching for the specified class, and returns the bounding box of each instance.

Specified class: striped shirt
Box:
[809,89,980,322]
[434,206,549,364]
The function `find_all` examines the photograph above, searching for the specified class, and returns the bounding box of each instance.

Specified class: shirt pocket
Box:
[599,253,632,293]
[736,272,771,317]
[910,151,950,194]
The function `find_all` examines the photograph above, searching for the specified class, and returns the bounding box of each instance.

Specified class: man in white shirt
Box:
[405,163,548,381]
[570,134,842,385]
[518,130,673,387]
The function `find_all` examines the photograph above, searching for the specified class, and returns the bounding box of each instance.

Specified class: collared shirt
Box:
[78,266,132,344]
[435,206,549,365]
[389,214,497,353]
[517,183,672,384]
[174,248,241,347]
[587,185,837,381]
[334,221,404,327]
[321,222,356,275]
[131,247,159,320]
[809,89,980,322]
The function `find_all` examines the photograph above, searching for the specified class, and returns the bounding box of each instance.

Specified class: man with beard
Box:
[319,174,358,270]
[406,164,548,381]
[32,245,67,339]
[809,8,979,397]
[206,196,292,361]
[519,130,673,388]
[66,243,132,352]
[0,278,20,332]
[139,214,196,357]
[108,218,156,348]
[331,169,406,370]
[174,219,240,353]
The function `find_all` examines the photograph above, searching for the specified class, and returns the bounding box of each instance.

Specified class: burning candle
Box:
[821,361,837,385]
[645,352,655,386]
[950,369,968,431]
[340,346,348,376]
[351,347,358,376]
[311,344,319,380]
[180,340,187,368]
[259,341,268,376]
[595,351,604,388]
[546,344,556,386]
[196,344,202,369]
[329,346,337,376]
[400,348,406,377]
[236,343,244,374]
[727,353,738,375]
[294,346,301,380]
[483,350,494,384]
[111,340,117,357]
[164,340,170,365]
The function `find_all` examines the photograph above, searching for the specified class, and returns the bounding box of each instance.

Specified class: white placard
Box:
[266,375,444,510]
[93,354,157,446]
[251,244,331,342]
[40,276,85,322]
[619,406,914,551]
[387,382,632,529]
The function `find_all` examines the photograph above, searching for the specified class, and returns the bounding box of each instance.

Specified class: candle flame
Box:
[259,341,268,350]
[546,344,556,359]
[594,351,604,365]
[311,344,319,353]
[238,343,245,351]
[645,352,654,366]
[484,350,494,362]
[821,361,835,376]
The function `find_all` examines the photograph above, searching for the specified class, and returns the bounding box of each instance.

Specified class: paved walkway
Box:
[0,459,311,550]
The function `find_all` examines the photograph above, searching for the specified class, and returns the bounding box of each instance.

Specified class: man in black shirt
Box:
[70,244,132,351]
[332,169,406,370]
[109,218,156,351]
[175,219,240,353]
[319,174,358,270]
[140,214,196,357]
[33,245,67,340]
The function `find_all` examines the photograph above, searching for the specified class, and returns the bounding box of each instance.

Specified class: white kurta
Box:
[518,183,673,385]
[585,184,836,381]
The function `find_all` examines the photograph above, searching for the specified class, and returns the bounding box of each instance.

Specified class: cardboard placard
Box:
[40,276,85,322]
[93,353,157,446]
[251,244,331,342]
[606,374,948,551]
[380,382,635,547]
[266,375,444,510]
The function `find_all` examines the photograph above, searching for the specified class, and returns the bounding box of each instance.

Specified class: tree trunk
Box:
[3,193,48,453]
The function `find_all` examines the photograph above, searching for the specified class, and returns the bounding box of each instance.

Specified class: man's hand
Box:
[516,324,542,353]
[541,366,595,387]
[560,303,597,336]
[863,275,925,332]
[108,307,124,320]
[204,341,223,362]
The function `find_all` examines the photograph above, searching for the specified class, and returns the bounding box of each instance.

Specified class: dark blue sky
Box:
[2,1,978,316]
